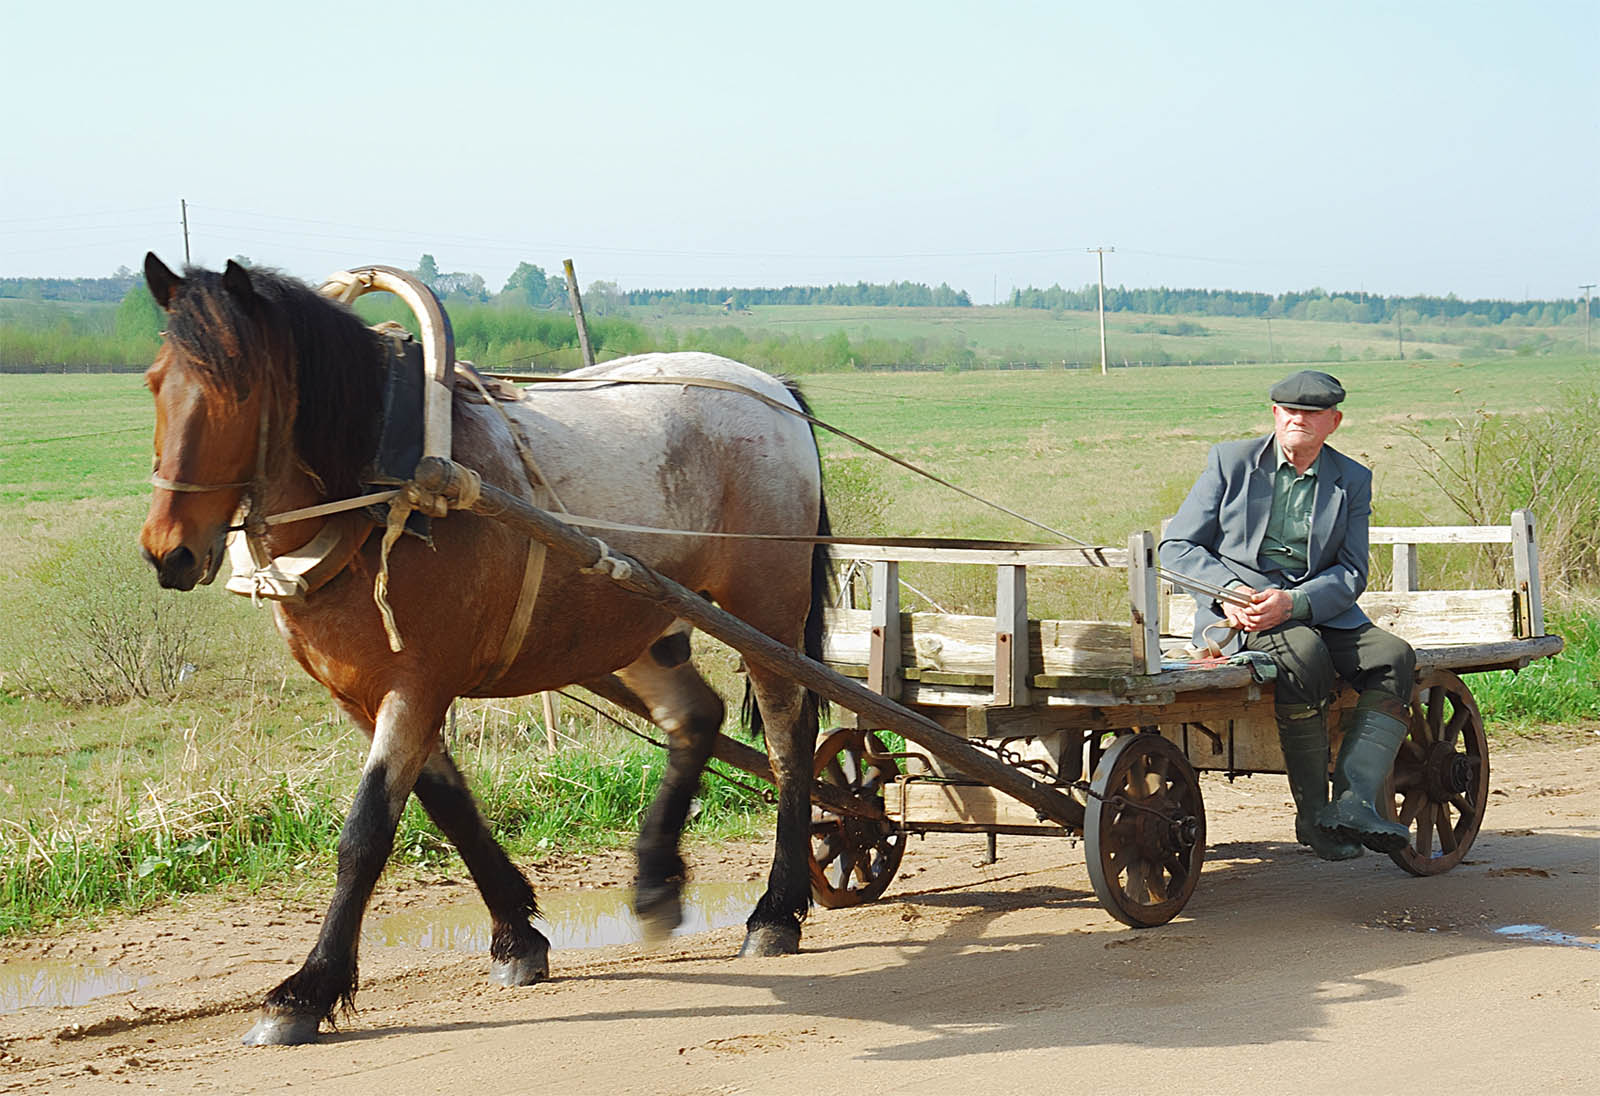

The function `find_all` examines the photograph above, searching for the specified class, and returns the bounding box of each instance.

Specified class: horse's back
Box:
[472,352,822,583]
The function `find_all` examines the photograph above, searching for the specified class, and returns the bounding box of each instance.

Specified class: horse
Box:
[136,254,831,1045]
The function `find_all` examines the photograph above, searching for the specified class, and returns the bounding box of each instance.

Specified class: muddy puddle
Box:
[362,880,763,953]
[0,958,147,1015]
[0,882,763,1015]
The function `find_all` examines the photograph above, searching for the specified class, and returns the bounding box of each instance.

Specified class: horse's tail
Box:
[742,377,832,739]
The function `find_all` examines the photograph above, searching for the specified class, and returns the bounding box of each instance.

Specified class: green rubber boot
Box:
[1317,693,1413,854]
[1276,709,1363,861]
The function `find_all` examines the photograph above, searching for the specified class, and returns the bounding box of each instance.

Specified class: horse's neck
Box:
[260,463,337,556]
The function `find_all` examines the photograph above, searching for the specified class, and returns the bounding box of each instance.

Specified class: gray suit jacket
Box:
[1159,433,1372,652]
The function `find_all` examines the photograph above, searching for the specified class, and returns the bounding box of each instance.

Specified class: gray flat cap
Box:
[1270,370,1345,410]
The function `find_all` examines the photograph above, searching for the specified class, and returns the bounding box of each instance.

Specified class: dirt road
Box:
[3,736,1596,1095]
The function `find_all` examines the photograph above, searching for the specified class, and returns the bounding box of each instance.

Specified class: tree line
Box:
[1008,283,1586,325]
[625,282,973,308]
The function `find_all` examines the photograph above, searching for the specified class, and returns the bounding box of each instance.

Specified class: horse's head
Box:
[139,253,278,590]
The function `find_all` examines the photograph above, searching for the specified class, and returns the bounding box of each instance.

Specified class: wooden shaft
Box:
[415,457,1086,830]
[562,259,596,368]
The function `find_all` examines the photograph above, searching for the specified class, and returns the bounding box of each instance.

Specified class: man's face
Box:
[1272,403,1342,453]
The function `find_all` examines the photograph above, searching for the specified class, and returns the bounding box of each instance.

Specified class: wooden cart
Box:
[806,510,1562,926]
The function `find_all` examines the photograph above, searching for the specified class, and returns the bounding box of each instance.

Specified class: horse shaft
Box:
[418,459,1087,831]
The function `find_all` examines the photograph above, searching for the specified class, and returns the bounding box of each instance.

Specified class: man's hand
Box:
[1235,587,1294,631]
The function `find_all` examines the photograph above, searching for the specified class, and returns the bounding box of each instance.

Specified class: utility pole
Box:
[1582,283,1595,355]
[1395,309,1404,360]
[1088,246,1114,375]
[562,258,596,368]
[180,198,190,265]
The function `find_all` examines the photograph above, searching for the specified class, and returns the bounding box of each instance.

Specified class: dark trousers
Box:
[1245,621,1416,712]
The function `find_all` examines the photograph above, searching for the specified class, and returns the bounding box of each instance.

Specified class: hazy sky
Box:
[4,1,1594,302]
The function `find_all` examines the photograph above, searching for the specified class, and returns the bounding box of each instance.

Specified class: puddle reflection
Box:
[362,881,765,953]
[0,958,145,1015]
[1493,923,1600,950]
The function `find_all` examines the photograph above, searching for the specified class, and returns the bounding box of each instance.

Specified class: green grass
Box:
[1,353,1594,935]
[1473,608,1600,728]
[0,373,152,505]
[630,303,1592,368]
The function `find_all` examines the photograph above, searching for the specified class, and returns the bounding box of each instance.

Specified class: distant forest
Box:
[626,282,973,308]
[0,268,1583,328]
[1009,284,1584,325]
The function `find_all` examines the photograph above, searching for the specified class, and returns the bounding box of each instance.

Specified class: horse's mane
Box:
[167,266,385,498]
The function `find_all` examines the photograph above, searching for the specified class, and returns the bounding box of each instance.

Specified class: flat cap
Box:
[1270,369,1345,410]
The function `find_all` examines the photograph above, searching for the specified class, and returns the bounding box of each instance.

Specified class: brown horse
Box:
[137,254,831,1045]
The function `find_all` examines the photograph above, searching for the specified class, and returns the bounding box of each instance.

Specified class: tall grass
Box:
[1404,372,1600,592]
[1473,608,1600,728]
[0,708,771,936]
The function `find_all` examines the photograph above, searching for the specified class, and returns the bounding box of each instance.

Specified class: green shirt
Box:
[1260,442,1317,619]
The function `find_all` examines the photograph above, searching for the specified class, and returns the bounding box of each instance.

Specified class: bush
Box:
[3,519,214,704]
[1408,371,1600,592]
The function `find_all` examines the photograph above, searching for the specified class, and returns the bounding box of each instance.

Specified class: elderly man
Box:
[1160,370,1416,861]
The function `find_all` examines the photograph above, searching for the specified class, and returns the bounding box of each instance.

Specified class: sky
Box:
[3,1,1595,303]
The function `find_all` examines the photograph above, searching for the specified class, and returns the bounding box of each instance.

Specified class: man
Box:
[1160,370,1416,861]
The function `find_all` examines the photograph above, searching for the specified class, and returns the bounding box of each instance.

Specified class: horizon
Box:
[4,3,1594,304]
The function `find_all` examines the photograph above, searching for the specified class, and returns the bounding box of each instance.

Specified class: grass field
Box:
[629,302,1588,369]
[1,352,1595,934]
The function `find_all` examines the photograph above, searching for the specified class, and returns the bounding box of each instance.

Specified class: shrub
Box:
[1407,371,1600,592]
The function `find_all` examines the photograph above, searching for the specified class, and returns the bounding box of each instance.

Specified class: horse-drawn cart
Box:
[425,460,1562,929]
[138,258,1568,1044]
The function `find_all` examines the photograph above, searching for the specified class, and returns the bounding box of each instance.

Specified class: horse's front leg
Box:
[412,744,550,985]
[242,691,445,1046]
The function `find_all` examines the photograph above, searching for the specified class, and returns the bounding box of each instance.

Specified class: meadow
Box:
[1,352,1595,935]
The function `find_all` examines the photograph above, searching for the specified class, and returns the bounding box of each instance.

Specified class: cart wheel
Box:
[809,728,906,909]
[1085,732,1206,928]
[1383,670,1489,877]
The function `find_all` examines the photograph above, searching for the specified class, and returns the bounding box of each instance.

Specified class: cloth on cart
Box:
[1162,649,1278,682]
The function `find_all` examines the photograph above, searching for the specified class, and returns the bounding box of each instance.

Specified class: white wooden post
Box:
[995,564,1030,707]
[868,561,902,699]
[1128,531,1162,674]
[1511,509,1545,637]
[1392,542,1419,592]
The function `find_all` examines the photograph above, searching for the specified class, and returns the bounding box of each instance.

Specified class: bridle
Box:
[148,401,273,535]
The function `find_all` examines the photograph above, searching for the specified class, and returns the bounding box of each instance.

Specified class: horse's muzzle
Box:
[144,532,226,591]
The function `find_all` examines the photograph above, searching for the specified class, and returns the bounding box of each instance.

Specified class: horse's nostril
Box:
[155,545,198,589]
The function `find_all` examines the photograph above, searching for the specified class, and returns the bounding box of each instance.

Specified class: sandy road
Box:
[2,736,1596,1096]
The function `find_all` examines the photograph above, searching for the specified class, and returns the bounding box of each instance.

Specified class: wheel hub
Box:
[1421,741,1473,799]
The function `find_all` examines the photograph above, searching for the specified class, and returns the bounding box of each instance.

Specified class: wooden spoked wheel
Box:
[809,728,906,909]
[1384,669,1489,877]
[1085,732,1206,928]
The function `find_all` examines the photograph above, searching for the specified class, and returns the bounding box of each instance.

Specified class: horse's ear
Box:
[222,259,256,301]
[144,252,181,310]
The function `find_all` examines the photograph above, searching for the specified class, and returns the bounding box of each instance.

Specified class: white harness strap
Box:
[457,364,556,691]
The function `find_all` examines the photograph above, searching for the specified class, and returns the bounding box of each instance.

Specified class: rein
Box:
[497,373,1093,549]
[198,363,1240,648]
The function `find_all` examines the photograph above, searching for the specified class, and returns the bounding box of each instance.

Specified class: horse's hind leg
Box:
[412,743,550,985]
[242,691,444,1046]
[605,627,725,940]
[739,666,817,957]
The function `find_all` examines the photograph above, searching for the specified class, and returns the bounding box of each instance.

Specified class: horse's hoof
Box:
[490,946,549,986]
[635,892,683,946]
[241,1009,321,1046]
[738,924,800,957]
